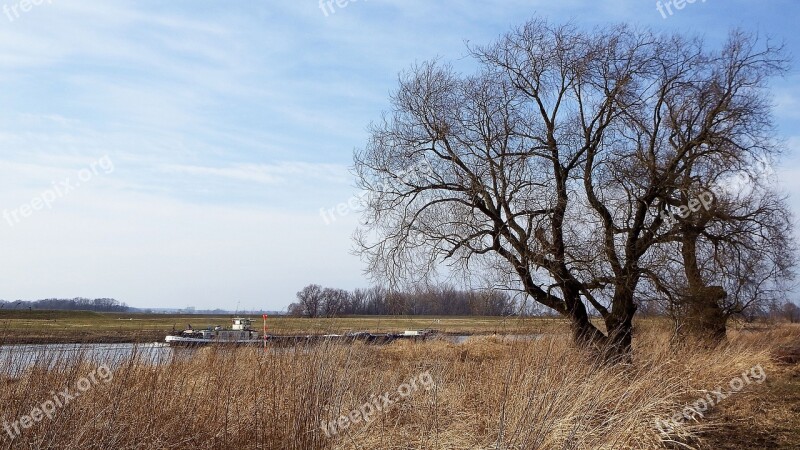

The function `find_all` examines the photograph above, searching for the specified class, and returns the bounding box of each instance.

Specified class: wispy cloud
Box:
[159,162,349,186]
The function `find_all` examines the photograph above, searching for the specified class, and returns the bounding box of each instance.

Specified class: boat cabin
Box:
[232,318,253,331]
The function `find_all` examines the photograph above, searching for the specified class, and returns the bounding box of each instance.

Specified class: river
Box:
[0,334,540,375]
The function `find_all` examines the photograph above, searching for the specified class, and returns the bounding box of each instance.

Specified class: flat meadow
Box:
[0,311,570,344]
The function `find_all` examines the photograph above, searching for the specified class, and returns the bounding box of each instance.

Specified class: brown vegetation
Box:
[0,324,797,449]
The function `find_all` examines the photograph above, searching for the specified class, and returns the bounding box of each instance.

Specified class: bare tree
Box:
[353,20,791,359]
[779,301,800,323]
[350,288,368,314]
[629,31,794,341]
[287,302,304,317]
[650,179,794,341]
[294,284,324,318]
[321,288,350,318]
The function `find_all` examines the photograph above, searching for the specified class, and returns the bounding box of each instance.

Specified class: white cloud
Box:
[159,162,350,186]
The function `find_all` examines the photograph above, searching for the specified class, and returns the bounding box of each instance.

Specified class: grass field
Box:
[0,322,797,449]
[1,310,798,448]
[0,310,578,344]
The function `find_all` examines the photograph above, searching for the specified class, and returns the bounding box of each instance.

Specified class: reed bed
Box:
[0,325,795,450]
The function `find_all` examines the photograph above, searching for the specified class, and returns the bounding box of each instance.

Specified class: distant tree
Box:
[293,284,324,318]
[384,292,408,316]
[350,288,368,314]
[779,301,800,324]
[2,297,128,312]
[364,286,387,315]
[287,302,304,317]
[321,288,350,318]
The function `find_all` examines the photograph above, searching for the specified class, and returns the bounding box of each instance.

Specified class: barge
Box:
[165,318,262,346]
[164,317,436,347]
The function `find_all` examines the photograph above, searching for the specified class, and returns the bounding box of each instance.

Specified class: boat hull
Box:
[164,332,432,347]
[164,335,264,347]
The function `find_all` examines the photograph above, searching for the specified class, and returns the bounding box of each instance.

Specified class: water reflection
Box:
[0,343,176,375]
[0,334,537,375]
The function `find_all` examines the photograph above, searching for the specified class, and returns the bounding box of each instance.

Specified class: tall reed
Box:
[0,325,794,449]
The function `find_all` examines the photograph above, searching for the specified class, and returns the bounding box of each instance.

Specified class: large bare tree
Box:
[353,20,791,358]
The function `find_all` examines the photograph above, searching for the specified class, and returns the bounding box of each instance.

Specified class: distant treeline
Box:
[287,284,517,317]
[0,298,129,312]
[286,284,800,322]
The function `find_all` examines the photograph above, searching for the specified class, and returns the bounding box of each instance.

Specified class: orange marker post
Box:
[262,314,268,352]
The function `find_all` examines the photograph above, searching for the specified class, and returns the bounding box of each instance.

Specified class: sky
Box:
[0,0,798,311]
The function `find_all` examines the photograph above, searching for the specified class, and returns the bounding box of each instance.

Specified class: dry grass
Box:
[0,325,797,449]
[695,325,800,449]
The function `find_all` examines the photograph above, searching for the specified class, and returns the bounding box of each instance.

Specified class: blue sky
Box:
[0,0,798,310]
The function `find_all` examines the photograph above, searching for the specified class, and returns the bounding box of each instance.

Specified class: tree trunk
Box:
[683,285,727,343]
[602,287,637,363]
[550,283,636,362]
[681,229,728,343]
[569,304,608,350]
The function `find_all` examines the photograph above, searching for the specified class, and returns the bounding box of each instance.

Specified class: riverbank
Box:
[0,324,796,449]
